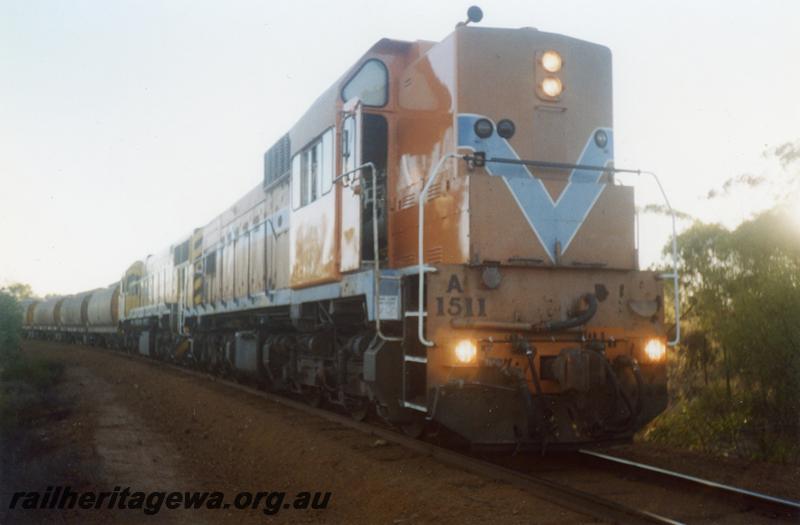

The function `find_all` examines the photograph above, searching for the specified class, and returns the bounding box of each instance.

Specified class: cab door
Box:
[339,99,362,273]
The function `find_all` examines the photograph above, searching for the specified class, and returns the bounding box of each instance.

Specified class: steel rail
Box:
[579,448,800,519]
[89,344,679,525]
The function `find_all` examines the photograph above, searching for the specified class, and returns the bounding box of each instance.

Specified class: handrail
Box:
[418,153,464,347]
[478,156,643,175]
[333,163,401,342]
[264,217,280,240]
[641,171,681,347]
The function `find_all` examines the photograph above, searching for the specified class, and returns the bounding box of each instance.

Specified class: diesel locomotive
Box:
[24,8,677,449]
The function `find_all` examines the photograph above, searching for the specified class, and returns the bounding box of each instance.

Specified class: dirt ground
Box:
[4,342,798,524]
[1,342,590,524]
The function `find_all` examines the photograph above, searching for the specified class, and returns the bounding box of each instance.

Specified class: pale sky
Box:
[1,0,799,296]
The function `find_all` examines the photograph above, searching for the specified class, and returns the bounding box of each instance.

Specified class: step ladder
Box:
[401,271,434,413]
[399,152,463,414]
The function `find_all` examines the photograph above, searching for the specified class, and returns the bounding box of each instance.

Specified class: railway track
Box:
[78,344,800,524]
[578,449,800,521]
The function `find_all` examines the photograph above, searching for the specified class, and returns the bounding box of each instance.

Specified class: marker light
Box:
[454,340,477,363]
[541,77,563,98]
[474,118,494,138]
[541,50,563,73]
[644,339,667,362]
[497,119,516,139]
[594,129,608,149]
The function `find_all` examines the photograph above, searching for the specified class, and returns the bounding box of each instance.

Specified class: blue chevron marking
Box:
[457,114,614,262]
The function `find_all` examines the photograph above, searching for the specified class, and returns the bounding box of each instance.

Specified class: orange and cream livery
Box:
[25,8,677,448]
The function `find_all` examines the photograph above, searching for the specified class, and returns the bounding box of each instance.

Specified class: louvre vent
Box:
[426,246,444,263]
[399,193,416,210]
[263,134,291,187]
[425,181,443,201]
[396,254,416,266]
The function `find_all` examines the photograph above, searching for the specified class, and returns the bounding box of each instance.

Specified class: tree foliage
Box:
[0,283,34,301]
[646,206,800,462]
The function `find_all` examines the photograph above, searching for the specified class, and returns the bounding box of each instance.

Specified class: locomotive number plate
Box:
[434,274,487,318]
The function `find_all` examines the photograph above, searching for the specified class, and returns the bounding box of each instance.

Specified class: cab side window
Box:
[291,128,334,210]
[341,59,388,107]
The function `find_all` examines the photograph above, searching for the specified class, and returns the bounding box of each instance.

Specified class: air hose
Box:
[601,355,644,433]
[537,293,598,332]
[515,340,549,443]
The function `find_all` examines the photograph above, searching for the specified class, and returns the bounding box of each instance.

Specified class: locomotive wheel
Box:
[192,352,205,371]
[400,415,426,439]
[303,387,324,409]
[266,376,282,393]
[348,401,369,422]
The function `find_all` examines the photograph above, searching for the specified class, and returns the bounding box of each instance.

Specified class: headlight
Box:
[454,340,477,363]
[541,50,562,73]
[541,77,563,98]
[644,339,666,362]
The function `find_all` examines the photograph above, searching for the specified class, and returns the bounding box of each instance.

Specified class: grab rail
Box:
[417,153,464,347]
[641,170,681,347]
[334,163,401,342]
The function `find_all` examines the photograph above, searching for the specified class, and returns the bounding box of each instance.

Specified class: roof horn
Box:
[457,6,483,27]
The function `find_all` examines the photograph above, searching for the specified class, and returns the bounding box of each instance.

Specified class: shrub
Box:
[0,292,22,362]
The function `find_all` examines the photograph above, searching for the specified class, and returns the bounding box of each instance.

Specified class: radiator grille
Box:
[264,134,291,187]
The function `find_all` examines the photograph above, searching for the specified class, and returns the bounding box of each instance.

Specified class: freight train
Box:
[23,8,679,449]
